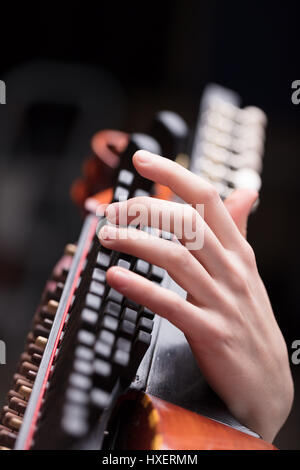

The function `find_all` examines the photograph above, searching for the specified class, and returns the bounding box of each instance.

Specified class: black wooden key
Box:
[103,301,121,319]
[113,133,161,195]
[126,330,152,379]
[115,337,132,353]
[137,317,154,334]
[150,265,165,283]
[107,288,123,304]
[120,320,135,338]
[123,307,138,323]
[124,298,140,310]
[149,110,189,159]
[141,307,155,320]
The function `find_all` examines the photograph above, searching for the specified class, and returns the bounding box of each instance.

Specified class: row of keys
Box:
[0,243,78,450]
[2,129,178,449]
[60,238,158,439]
[33,143,166,447]
[191,86,266,200]
[57,140,169,443]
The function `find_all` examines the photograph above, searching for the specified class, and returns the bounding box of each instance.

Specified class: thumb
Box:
[224,189,259,238]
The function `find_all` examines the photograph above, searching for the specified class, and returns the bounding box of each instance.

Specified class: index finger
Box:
[133,150,244,249]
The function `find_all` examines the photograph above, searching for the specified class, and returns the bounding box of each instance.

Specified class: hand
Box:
[98,150,293,442]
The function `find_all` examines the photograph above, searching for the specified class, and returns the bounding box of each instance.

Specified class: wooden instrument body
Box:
[105,392,276,450]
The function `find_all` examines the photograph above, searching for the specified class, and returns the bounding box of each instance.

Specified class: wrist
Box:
[241,367,294,443]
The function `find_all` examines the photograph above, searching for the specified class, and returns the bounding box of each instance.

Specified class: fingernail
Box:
[134,150,155,164]
[105,203,119,222]
[99,225,118,241]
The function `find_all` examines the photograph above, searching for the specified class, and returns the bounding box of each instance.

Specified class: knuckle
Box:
[207,319,236,350]
[240,242,257,267]
[167,293,187,330]
[170,293,184,316]
[219,326,234,347]
[227,263,250,295]
[203,184,220,204]
[166,245,190,268]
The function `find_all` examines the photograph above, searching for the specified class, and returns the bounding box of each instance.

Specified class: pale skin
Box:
[97,150,294,443]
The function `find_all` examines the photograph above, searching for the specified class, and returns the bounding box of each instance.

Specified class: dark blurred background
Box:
[0,0,299,449]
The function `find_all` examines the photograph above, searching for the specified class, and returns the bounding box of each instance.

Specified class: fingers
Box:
[98,225,225,307]
[106,197,202,245]
[132,150,244,250]
[105,266,210,337]
[105,196,230,278]
[224,189,258,238]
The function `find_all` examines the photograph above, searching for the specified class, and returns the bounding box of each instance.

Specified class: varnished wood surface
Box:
[117,392,276,450]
